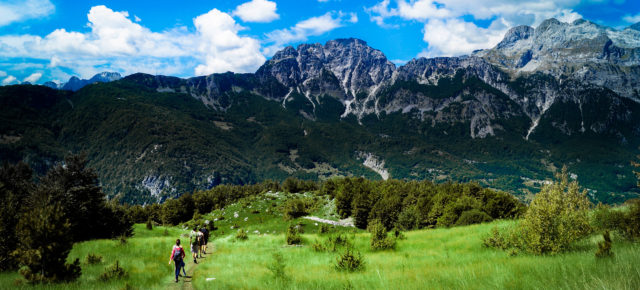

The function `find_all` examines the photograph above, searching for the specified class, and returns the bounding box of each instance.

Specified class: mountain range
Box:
[2,18,639,204]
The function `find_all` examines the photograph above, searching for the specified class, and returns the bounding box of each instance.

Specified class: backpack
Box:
[173,247,183,261]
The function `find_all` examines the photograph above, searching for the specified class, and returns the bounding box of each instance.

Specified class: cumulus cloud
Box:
[0,5,266,78]
[194,9,266,75]
[0,0,55,27]
[367,0,586,57]
[264,12,350,55]
[233,0,279,23]
[23,72,42,83]
[2,75,17,85]
[623,13,640,24]
[420,18,508,57]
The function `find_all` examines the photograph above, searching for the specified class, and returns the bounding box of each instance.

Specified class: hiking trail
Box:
[168,242,213,290]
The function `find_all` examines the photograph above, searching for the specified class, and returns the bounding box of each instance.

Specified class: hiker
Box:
[200,225,209,254]
[197,228,205,257]
[169,239,187,283]
[190,226,199,263]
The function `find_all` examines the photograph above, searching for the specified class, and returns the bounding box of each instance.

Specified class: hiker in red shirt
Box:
[169,239,187,283]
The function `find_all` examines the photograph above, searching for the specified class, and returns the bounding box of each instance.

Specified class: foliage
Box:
[281,198,313,221]
[517,168,592,254]
[619,199,640,239]
[317,223,331,235]
[235,229,248,241]
[483,226,510,250]
[146,218,153,230]
[282,177,318,193]
[0,162,33,271]
[335,249,365,272]
[266,252,288,281]
[14,197,81,283]
[595,231,613,258]
[86,253,103,265]
[329,178,523,231]
[455,209,493,226]
[368,219,396,251]
[286,224,302,245]
[98,261,127,281]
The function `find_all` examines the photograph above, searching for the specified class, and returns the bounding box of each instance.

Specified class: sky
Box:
[0,0,638,85]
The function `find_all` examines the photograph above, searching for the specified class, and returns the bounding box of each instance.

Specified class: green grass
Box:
[2,199,639,289]
[0,224,190,289]
[192,221,640,289]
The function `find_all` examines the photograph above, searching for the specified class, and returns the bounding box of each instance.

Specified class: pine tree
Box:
[14,190,80,283]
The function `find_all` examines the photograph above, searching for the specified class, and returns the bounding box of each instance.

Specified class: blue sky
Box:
[0,0,638,85]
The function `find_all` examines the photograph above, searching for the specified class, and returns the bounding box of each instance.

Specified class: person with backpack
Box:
[197,228,205,257]
[189,226,199,263]
[168,239,187,283]
[200,226,209,254]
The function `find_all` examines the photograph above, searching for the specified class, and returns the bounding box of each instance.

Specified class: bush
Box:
[518,168,592,254]
[86,253,103,265]
[317,223,331,235]
[335,249,365,272]
[266,252,288,281]
[281,198,312,220]
[595,231,613,258]
[286,224,302,245]
[391,227,406,240]
[146,218,153,230]
[369,219,396,251]
[312,240,326,252]
[396,206,420,230]
[455,209,492,226]
[483,226,509,250]
[590,204,626,233]
[619,199,640,239]
[235,229,248,241]
[99,261,128,281]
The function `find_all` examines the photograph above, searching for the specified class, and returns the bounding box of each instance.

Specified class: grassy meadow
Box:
[1,193,639,289]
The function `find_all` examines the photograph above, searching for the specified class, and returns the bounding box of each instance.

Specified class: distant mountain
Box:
[1,18,639,204]
[61,72,122,91]
[43,81,61,89]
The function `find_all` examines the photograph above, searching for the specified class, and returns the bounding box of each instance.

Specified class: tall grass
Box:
[2,217,639,289]
[1,224,190,289]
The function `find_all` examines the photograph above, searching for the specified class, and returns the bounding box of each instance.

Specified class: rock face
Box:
[61,72,122,91]
[124,18,639,141]
[476,18,640,100]
[256,38,396,118]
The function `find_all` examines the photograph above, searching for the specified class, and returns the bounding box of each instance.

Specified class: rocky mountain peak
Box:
[477,18,640,100]
[629,22,640,31]
[496,25,534,49]
[257,38,395,101]
[61,72,122,91]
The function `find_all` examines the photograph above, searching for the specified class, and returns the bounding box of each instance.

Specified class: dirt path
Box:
[167,243,212,290]
[303,216,354,227]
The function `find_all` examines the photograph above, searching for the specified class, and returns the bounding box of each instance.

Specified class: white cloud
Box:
[2,75,17,85]
[396,0,452,20]
[194,9,266,75]
[23,72,42,83]
[367,0,586,57]
[0,71,6,77]
[623,13,640,24]
[264,12,348,55]
[0,0,55,27]
[420,18,508,57]
[348,12,359,23]
[233,0,279,23]
[0,5,266,78]
[134,15,141,22]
